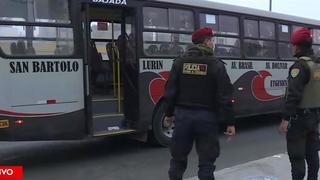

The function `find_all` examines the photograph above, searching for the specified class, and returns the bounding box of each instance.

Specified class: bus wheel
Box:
[151,102,174,147]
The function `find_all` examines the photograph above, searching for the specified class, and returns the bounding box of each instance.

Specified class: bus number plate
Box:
[0,120,9,128]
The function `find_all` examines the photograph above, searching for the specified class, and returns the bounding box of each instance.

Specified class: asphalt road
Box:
[0,114,286,180]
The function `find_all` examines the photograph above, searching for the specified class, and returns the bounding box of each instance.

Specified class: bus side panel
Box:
[0,58,86,140]
[138,58,293,125]
[0,110,86,140]
[224,60,294,116]
[138,58,174,130]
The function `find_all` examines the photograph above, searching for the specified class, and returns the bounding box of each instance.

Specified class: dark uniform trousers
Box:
[168,106,220,180]
[286,110,320,180]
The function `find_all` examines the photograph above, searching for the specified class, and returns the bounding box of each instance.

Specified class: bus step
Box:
[92,100,124,114]
[93,113,126,133]
[93,129,136,137]
[93,113,124,119]
[92,98,123,102]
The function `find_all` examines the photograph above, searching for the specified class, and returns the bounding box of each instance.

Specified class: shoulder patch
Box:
[313,69,320,80]
[290,68,300,78]
[183,63,207,75]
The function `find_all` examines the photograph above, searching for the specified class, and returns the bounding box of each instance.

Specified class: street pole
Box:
[269,0,272,11]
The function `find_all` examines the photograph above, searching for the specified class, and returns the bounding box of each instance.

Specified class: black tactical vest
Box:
[174,56,221,110]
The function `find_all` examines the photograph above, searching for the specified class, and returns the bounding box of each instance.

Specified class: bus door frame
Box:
[81,3,94,136]
[81,3,139,136]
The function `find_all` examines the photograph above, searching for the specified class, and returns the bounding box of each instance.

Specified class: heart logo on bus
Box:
[251,70,283,101]
[149,71,170,104]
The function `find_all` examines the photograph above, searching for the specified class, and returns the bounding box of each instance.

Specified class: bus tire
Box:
[151,101,174,147]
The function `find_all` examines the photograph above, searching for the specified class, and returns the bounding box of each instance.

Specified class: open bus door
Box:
[82,4,138,137]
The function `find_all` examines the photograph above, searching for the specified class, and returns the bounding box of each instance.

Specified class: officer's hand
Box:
[224,126,236,136]
[279,119,289,133]
[163,116,175,128]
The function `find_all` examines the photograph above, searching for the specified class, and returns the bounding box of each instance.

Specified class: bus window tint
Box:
[244,39,276,58]
[143,7,168,30]
[0,0,70,23]
[169,9,194,31]
[260,21,275,39]
[313,45,320,56]
[244,19,258,38]
[214,37,240,57]
[279,43,293,59]
[143,32,192,57]
[219,15,239,36]
[199,13,218,31]
[278,24,291,41]
[313,29,320,44]
[0,25,74,56]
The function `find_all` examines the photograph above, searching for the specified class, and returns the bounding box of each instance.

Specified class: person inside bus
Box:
[26,41,35,55]
[159,44,170,55]
[170,34,184,56]
[91,41,108,93]
[116,33,137,70]
[164,27,236,180]
[230,39,240,57]
[10,42,17,55]
[16,40,26,55]
[146,44,159,56]
[279,27,320,180]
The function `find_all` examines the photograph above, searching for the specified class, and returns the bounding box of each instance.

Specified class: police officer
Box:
[164,27,236,180]
[279,27,320,180]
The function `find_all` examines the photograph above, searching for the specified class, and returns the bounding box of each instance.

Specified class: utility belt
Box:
[292,108,320,130]
[296,108,320,115]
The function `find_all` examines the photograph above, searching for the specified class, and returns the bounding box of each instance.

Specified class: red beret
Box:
[192,27,214,43]
[291,27,312,45]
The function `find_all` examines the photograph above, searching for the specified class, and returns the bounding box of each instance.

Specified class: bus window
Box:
[219,15,239,36]
[0,25,25,37]
[199,13,218,32]
[214,37,240,57]
[313,29,320,44]
[168,9,194,31]
[90,22,123,40]
[143,7,168,30]
[244,39,276,58]
[278,24,291,41]
[313,45,320,56]
[279,42,293,59]
[260,21,275,39]
[143,32,192,57]
[244,19,258,38]
[0,0,70,23]
[0,25,74,56]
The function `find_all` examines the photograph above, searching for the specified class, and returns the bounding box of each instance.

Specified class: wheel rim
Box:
[161,115,174,138]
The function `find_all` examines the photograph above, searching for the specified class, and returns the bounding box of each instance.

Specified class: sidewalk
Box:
[185,153,292,180]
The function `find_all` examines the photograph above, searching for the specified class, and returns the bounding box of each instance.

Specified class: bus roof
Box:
[152,0,320,27]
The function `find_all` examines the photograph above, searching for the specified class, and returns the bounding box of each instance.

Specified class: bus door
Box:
[83,5,137,137]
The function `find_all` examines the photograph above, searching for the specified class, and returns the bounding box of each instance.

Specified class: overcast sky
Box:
[208,0,319,20]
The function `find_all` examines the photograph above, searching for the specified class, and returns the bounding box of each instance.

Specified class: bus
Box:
[0,0,319,146]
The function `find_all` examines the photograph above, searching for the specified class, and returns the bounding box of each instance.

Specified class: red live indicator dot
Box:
[47,99,57,104]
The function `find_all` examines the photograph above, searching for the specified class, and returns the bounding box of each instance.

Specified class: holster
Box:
[295,108,320,130]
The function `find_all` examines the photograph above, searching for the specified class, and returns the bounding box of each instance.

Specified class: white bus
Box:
[0,0,319,146]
